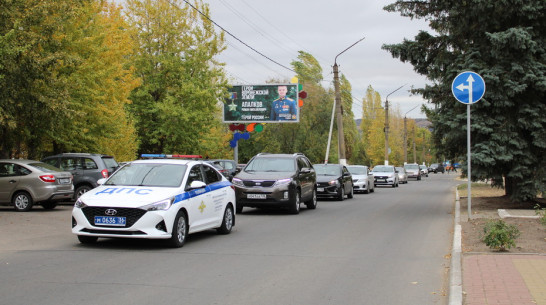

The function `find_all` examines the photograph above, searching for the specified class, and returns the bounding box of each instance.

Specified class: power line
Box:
[174,0,296,74]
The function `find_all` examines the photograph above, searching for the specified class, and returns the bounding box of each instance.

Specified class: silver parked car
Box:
[404,163,422,180]
[419,165,429,177]
[347,165,375,194]
[395,167,408,184]
[0,159,74,211]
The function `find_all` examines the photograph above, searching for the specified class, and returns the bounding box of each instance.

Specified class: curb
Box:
[449,189,463,305]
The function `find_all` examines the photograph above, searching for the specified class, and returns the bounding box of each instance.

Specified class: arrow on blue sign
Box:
[451,71,486,104]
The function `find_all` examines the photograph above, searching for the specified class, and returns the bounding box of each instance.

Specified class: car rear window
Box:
[28,162,63,172]
[102,157,119,169]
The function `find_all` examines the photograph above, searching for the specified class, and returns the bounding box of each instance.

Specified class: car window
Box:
[0,163,15,176]
[314,165,341,176]
[297,158,307,170]
[245,157,295,172]
[60,157,82,171]
[42,158,58,167]
[347,166,368,175]
[105,163,186,187]
[372,166,393,172]
[203,164,221,184]
[186,165,205,187]
[102,157,119,169]
[404,164,420,170]
[223,161,235,170]
[28,162,62,173]
[83,158,98,170]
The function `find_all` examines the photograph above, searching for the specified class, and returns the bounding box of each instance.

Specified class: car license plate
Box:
[247,194,266,199]
[94,216,126,226]
[317,188,324,192]
[58,178,71,184]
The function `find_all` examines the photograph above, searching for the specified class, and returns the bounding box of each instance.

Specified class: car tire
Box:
[288,190,301,214]
[169,210,188,248]
[77,235,98,244]
[305,189,318,210]
[217,205,234,235]
[75,185,92,200]
[337,187,345,201]
[13,191,33,212]
[41,201,57,210]
[347,185,354,199]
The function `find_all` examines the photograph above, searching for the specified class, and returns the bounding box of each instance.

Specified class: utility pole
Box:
[384,84,406,165]
[330,37,365,165]
[403,104,419,164]
[413,125,417,164]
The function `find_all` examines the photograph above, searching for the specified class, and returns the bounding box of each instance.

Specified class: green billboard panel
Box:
[223,84,299,123]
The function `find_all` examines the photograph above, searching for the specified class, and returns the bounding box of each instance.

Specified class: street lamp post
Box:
[404,104,420,164]
[384,84,406,165]
[326,37,365,165]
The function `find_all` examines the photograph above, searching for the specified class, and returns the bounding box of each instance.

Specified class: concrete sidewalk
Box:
[452,190,546,305]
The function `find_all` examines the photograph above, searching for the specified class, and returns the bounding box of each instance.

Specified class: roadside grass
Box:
[457,182,505,198]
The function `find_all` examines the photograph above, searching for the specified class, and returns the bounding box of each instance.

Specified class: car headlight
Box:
[328,180,339,186]
[139,198,174,211]
[273,178,292,186]
[74,198,87,209]
[232,177,244,187]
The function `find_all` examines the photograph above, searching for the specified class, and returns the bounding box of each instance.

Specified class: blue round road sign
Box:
[451,71,486,104]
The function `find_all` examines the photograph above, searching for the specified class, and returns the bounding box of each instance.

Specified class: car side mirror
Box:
[187,181,206,190]
[300,168,311,174]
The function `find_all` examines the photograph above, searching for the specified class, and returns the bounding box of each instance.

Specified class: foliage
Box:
[125,0,228,156]
[482,219,520,251]
[0,0,139,160]
[383,0,546,201]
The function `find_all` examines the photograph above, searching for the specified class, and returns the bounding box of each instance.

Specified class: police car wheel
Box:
[217,205,234,235]
[169,211,188,248]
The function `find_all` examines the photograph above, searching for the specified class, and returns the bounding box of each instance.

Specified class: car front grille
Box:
[316,182,331,187]
[82,207,147,228]
[375,176,388,179]
[242,180,276,187]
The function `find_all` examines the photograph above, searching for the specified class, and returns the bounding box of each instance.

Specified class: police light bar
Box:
[141,154,203,159]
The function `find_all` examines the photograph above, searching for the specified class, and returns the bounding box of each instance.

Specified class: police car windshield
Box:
[105,163,187,187]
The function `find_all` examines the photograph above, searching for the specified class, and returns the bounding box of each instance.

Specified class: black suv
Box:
[231,153,317,214]
[428,163,445,174]
[41,153,119,199]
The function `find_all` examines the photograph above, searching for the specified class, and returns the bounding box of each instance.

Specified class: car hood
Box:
[79,185,179,207]
[316,175,341,183]
[235,171,295,181]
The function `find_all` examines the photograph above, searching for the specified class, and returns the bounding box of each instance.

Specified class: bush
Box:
[482,220,520,251]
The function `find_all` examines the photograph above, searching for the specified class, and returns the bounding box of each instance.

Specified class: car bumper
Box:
[71,207,176,239]
[234,185,297,208]
[316,185,340,197]
[352,181,369,192]
[374,178,396,186]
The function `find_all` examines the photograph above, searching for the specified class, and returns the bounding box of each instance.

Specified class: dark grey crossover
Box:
[231,153,317,214]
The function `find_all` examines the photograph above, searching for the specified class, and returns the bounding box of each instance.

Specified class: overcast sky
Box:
[206,0,433,119]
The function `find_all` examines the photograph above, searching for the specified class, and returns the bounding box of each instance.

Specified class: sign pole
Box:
[451,71,485,220]
[467,104,471,218]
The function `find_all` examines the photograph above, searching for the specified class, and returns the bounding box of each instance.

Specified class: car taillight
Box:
[101,169,109,178]
[40,175,56,183]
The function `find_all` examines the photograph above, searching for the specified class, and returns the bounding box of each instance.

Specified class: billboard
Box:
[223,84,299,123]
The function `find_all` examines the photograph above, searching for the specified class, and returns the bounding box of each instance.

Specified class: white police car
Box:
[71,155,236,247]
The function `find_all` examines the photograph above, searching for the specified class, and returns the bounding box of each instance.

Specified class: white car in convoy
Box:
[71,155,236,247]
[346,165,375,194]
[371,165,399,188]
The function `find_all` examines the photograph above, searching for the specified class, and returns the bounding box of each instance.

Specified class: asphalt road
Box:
[0,172,459,305]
